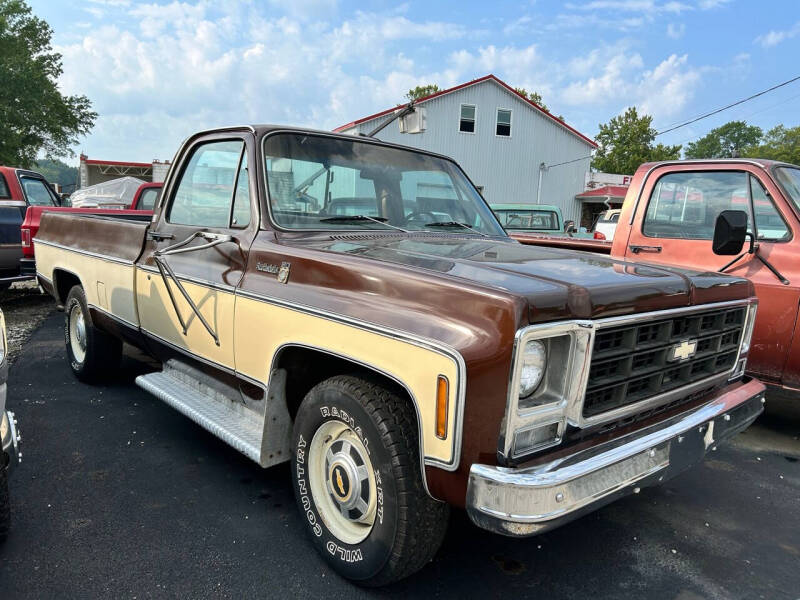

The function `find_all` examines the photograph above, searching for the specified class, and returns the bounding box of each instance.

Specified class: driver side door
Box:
[136,132,258,371]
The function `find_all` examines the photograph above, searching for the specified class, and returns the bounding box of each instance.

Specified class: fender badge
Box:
[257,261,291,284]
[278,262,291,284]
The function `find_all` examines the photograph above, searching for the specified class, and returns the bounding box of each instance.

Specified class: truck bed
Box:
[510,232,612,254]
[34,211,149,326]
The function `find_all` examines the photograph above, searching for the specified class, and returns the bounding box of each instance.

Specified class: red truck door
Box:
[623,163,800,386]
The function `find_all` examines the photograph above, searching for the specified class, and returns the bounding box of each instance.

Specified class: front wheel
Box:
[291,375,449,586]
[64,285,122,382]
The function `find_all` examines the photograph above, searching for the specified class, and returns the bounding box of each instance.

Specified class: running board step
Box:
[136,371,263,464]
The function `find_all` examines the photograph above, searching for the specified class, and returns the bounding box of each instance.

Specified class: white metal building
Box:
[334,75,597,224]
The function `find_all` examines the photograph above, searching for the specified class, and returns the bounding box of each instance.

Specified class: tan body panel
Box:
[135,267,237,370]
[35,242,139,326]
[234,295,461,467]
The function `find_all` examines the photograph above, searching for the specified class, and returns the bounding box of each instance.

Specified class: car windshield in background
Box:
[494,209,558,230]
[264,133,506,236]
[775,166,800,214]
[19,175,58,206]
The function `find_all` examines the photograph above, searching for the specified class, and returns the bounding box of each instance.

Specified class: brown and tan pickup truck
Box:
[34,126,766,585]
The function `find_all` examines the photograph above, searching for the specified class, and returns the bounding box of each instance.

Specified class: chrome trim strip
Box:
[136,264,236,293]
[236,287,467,472]
[628,160,770,225]
[33,238,134,266]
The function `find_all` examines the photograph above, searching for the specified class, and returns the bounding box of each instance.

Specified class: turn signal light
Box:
[435,376,448,439]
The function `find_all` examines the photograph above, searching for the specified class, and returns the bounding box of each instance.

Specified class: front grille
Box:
[582,306,745,418]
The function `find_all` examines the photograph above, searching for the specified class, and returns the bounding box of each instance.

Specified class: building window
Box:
[496,109,511,137]
[459,104,476,133]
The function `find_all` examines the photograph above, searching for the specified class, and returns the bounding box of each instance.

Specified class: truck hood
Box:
[296,235,753,322]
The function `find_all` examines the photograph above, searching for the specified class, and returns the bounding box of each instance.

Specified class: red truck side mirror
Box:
[712,210,748,255]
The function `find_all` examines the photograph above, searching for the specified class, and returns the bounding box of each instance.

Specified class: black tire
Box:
[64,285,122,382]
[291,375,449,586]
[0,464,9,542]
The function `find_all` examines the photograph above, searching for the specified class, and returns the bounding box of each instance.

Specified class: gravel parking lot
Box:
[0,307,798,599]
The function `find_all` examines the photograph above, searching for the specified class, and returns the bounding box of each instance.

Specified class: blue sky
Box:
[29,0,800,164]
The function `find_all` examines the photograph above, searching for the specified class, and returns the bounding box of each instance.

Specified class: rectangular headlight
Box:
[500,320,594,462]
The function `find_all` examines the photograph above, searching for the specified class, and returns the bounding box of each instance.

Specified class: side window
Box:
[459,104,475,133]
[168,140,244,227]
[0,175,9,199]
[643,171,747,240]
[19,176,58,206]
[137,188,159,211]
[496,109,511,137]
[231,150,251,227]
[750,175,789,241]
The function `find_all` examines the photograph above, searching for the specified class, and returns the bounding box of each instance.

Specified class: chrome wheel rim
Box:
[69,304,87,363]
[309,420,377,544]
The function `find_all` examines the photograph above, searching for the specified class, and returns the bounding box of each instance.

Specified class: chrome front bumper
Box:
[466,378,765,537]
[1,409,21,476]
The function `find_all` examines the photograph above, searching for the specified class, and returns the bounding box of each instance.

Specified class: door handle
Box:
[146,230,174,242]
[629,245,662,254]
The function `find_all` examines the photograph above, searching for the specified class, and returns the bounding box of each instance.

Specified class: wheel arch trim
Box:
[271,342,443,499]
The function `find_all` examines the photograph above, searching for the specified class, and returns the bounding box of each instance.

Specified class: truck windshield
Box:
[264,133,506,236]
[494,209,559,230]
[775,167,800,214]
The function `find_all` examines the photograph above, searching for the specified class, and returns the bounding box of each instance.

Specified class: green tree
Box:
[34,157,78,190]
[685,120,763,159]
[514,87,564,120]
[592,107,681,174]
[0,0,96,168]
[405,84,439,102]
[514,87,548,111]
[744,125,800,165]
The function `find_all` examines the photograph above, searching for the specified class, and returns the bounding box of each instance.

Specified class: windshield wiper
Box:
[319,215,409,232]
[424,221,488,237]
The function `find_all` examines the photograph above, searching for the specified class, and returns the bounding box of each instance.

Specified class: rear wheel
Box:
[64,285,122,382]
[291,375,449,586]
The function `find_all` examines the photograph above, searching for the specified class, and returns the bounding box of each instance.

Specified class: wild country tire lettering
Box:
[293,404,387,563]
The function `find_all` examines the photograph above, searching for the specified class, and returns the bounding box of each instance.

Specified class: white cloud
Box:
[637,54,700,116]
[561,50,699,118]
[55,4,475,160]
[755,21,800,48]
[666,22,685,38]
[503,15,533,35]
[698,0,731,8]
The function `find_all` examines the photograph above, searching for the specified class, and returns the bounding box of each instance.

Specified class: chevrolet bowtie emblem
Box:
[670,339,697,361]
[335,469,345,496]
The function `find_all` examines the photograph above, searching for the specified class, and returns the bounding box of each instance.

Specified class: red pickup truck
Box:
[19,181,159,277]
[514,159,800,392]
